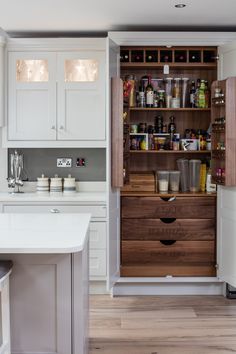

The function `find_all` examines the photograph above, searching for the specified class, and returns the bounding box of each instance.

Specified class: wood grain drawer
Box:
[122,196,216,219]
[122,219,215,241]
[122,240,215,265]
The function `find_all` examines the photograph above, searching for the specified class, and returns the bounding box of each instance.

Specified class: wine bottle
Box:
[204,80,210,108]
[145,76,154,108]
[195,79,201,108]
[190,80,196,108]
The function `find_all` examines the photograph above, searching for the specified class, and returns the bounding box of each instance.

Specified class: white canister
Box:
[50,175,63,193]
[37,174,49,193]
[63,175,76,194]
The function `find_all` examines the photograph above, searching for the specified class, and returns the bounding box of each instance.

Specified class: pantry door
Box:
[217,42,236,287]
[106,37,121,291]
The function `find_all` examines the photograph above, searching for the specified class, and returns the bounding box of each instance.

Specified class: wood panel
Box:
[122,196,216,219]
[122,219,215,241]
[120,264,216,277]
[122,240,215,265]
[111,77,123,188]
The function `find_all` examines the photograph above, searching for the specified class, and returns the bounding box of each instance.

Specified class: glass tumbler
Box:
[169,171,181,192]
[157,171,169,193]
[189,159,201,192]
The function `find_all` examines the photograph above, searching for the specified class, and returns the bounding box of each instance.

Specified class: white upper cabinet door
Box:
[218,42,236,80]
[57,51,105,141]
[217,42,236,288]
[8,52,57,140]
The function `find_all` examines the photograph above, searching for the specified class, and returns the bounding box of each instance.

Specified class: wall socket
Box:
[57,158,72,168]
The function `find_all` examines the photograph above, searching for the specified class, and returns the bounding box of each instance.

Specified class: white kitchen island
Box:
[0,213,91,354]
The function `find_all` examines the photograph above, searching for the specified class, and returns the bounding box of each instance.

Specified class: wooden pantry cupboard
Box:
[108,32,236,295]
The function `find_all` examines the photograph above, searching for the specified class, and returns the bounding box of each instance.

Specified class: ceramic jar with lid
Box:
[63,174,76,194]
[50,175,63,193]
[36,174,49,193]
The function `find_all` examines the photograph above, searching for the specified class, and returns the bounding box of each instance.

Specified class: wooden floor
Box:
[89,295,236,354]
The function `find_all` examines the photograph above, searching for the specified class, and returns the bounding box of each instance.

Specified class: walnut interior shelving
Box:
[129,108,211,112]
[129,150,211,154]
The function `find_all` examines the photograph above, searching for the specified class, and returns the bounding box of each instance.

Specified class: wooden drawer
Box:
[3,204,106,218]
[122,240,215,265]
[122,219,215,241]
[122,196,216,219]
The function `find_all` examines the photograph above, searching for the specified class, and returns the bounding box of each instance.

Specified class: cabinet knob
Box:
[51,125,56,130]
[50,208,60,213]
[59,126,64,130]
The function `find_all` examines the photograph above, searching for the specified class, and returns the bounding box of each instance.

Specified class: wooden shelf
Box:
[121,191,216,197]
[121,63,217,69]
[129,108,211,112]
[130,150,211,154]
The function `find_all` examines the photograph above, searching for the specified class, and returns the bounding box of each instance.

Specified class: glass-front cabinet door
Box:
[57,51,105,141]
[8,52,57,140]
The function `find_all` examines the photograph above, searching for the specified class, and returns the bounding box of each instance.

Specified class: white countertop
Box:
[0,192,106,203]
[0,213,91,254]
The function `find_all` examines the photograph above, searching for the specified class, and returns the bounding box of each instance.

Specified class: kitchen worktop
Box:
[0,191,106,203]
[0,213,91,253]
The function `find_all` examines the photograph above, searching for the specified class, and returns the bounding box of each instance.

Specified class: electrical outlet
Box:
[76,158,86,167]
[57,158,72,168]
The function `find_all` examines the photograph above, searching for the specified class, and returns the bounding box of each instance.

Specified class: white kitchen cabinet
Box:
[8,52,57,141]
[6,40,106,145]
[2,203,107,279]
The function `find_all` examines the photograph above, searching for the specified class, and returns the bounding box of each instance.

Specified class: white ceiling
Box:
[0,0,236,33]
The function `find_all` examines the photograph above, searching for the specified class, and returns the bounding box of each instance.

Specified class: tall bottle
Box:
[168,116,176,150]
[204,80,210,108]
[190,80,196,108]
[138,80,145,108]
[145,76,154,108]
[195,79,201,108]
[198,80,206,108]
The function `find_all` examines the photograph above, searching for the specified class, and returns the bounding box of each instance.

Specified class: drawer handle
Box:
[160,218,176,224]
[160,240,177,246]
[160,196,176,202]
[50,208,60,213]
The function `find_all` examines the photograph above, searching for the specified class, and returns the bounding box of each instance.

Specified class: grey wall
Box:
[8,148,106,181]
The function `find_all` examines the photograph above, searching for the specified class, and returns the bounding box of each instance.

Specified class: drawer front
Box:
[122,196,216,219]
[122,219,215,241]
[89,249,106,277]
[89,222,106,249]
[3,204,106,218]
[122,240,215,265]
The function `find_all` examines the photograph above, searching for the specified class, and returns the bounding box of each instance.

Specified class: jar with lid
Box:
[173,78,181,98]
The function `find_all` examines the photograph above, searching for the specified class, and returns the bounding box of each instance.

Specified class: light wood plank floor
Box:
[89,295,236,354]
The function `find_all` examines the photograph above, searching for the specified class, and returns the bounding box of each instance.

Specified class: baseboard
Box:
[89,281,108,295]
[112,278,224,296]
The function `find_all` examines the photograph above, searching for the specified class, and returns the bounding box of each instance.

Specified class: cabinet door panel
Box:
[8,52,57,141]
[57,51,105,141]
[0,254,71,354]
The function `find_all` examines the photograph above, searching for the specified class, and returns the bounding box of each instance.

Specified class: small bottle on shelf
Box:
[195,79,201,108]
[204,80,210,108]
[190,80,196,108]
[138,81,145,107]
[145,76,154,108]
[168,116,176,150]
[198,80,206,108]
